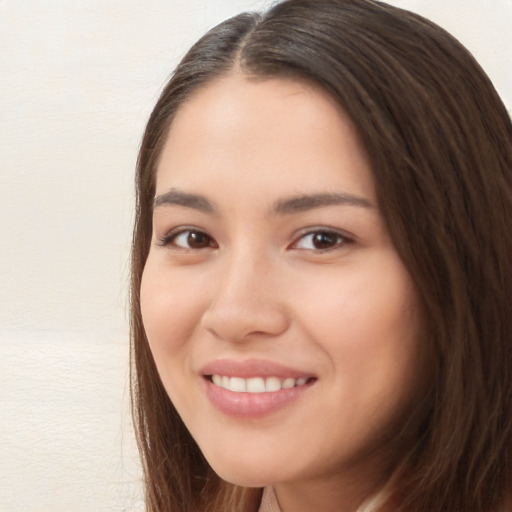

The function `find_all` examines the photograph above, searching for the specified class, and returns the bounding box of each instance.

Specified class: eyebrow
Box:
[270,192,374,215]
[152,189,374,215]
[153,189,216,213]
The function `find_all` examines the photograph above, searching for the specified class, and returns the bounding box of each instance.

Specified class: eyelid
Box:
[289,227,354,251]
[156,226,217,249]
[155,225,354,252]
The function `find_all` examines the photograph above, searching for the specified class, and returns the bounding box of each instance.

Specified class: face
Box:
[141,74,428,498]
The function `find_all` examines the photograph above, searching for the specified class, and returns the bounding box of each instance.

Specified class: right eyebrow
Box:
[153,189,216,214]
[270,192,374,215]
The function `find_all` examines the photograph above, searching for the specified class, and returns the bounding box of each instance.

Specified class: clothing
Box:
[258,486,512,511]
[257,486,385,512]
[258,487,280,512]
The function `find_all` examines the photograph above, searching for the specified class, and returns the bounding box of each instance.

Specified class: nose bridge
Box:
[201,243,288,341]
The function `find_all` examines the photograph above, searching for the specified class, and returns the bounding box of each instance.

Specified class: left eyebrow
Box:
[153,189,216,213]
[270,192,374,215]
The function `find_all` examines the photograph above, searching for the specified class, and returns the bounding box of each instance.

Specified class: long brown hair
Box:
[130,1,512,510]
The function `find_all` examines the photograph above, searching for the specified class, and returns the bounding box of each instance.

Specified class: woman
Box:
[130,1,512,511]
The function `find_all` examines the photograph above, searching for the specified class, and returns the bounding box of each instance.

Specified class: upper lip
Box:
[200,358,316,380]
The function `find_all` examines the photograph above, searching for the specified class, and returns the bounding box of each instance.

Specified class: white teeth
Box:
[230,377,246,392]
[211,375,310,393]
[265,377,281,392]
[247,377,265,393]
[282,377,295,389]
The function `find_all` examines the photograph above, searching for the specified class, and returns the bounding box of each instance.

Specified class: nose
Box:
[200,252,290,343]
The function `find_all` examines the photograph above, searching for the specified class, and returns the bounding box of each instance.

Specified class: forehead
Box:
[155,73,375,203]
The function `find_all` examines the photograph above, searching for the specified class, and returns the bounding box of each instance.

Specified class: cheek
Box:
[139,262,208,415]
[296,255,425,396]
[140,262,203,362]
[301,258,419,340]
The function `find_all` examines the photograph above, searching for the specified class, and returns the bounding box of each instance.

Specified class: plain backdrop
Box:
[1,1,510,511]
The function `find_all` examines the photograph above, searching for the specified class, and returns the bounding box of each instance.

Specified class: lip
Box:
[200,358,316,418]
[200,358,315,380]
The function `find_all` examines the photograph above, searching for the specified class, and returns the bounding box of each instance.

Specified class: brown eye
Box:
[186,231,213,249]
[293,230,350,251]
[312,232,340,249]
[162,229,217,249]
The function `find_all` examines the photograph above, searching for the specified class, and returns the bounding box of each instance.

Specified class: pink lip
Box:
[200,358,315,380]
[200,358,316,418]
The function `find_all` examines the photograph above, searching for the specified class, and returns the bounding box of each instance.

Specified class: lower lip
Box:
[204,378,313,418]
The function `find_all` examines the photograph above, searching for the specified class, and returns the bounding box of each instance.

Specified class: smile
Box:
[200,359,317,417]
[210,375,310,393]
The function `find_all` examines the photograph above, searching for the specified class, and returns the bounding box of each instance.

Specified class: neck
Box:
[272,464,390,512]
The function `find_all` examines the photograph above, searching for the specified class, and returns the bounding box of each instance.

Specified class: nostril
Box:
[201,303,290,343]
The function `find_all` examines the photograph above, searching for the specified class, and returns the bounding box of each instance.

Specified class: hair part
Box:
[131,1,512,510]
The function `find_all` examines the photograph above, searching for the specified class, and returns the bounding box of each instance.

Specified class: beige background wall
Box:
[1,1,510,511]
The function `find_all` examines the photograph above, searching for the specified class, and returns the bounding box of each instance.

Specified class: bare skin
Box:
[141,73,432,512]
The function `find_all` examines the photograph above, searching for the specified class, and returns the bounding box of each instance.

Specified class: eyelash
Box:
[157,227,353,252]
[157,228,217,250]
[290,229,353,252]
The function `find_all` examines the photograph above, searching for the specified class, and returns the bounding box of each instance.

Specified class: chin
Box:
[213,468,272,488]
[203,451,286,488]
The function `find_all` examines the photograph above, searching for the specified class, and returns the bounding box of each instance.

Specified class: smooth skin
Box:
[140,74,430,512]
